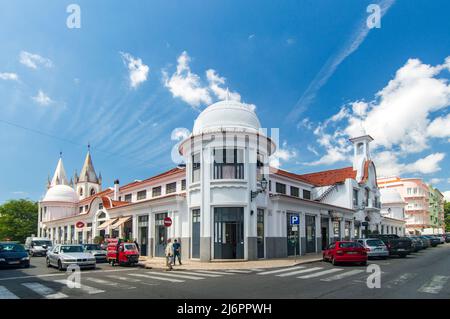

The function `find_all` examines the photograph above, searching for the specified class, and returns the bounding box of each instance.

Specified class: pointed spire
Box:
[78,145,99,184]
[50,155,69,187]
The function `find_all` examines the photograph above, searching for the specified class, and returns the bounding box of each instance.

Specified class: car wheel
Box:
[57,260,64,271]
[331,257,337,266]
[23,263,30,269]
[46,258,51,268]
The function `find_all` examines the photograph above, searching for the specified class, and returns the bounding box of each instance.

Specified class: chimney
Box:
[113,179,120,200]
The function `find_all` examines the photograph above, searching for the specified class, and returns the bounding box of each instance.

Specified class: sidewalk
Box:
[137,253,323,270]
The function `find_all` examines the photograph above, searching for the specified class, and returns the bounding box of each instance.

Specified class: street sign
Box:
[164,217,172,227]
[290,215,299,225]
[76,221,85,228]
[292,226,298,232]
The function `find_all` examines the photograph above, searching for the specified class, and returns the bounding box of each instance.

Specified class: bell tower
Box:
[349,126,373,177]
[75,145,102,199]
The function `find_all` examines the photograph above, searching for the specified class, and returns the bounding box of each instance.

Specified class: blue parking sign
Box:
[290,215,299,225]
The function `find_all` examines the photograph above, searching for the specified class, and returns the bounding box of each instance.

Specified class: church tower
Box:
[48,153,69,188]
[75,145,102,199]
[349,126,373,179]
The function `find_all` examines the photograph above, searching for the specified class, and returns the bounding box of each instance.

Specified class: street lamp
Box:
[251,177,268,201]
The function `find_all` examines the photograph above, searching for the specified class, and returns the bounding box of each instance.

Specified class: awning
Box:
[110,216,132,230]
[97,218,118,231]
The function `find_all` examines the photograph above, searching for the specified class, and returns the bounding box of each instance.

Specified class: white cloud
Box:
[306,56,450,176]
[19,51,53,69]
[163,51,212,108]
[443,191,450,202]
[206,69,241,101]
[429,178,443,185]
[0,72,18,81]
[287,0,396,122]
[32,90,53,106]
[171,127,190,141]
[120,52,149,88]
[269,141,297,168]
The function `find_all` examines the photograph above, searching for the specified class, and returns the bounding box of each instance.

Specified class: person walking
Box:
[172,239,182,265]
[133,238,140,252]
[165,239,174,271]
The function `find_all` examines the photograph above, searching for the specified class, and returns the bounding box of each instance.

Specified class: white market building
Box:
[37,100,404,261]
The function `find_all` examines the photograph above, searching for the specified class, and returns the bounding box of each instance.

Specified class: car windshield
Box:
[124,244,137,251]
[366,239,384,246]
[33,240,52,246]
[339,242,361,248]
[0,243,25,252]
[60,245,83,253]
[84,244,101,250]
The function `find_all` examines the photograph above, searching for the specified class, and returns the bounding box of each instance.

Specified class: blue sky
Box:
[1,0,450,203]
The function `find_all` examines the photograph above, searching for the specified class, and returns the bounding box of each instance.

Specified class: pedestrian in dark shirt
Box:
[172,239,182,265]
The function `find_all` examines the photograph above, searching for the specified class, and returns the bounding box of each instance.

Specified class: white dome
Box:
[380,188,404,204]
[43,185,78,203]
[193,100,261,135]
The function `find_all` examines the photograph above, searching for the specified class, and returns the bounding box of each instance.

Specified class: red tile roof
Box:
[298,166,357,187]
[269,167,317,185]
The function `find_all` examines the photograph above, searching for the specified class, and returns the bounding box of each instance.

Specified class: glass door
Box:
[257,209,265,258]
[138,215,148,256]
[155,213,168,257]
[214,207,244,259]
[305,215,316,253]
[191,209,200,258]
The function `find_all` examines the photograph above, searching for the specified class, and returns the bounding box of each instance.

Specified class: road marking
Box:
[0,268,132,282]
[277,267,323,277]
[249,269,264,272]
[149,272,205,280]
[193,270,235,276]
[0,286,19,299]
[173,271,221,278]
[225,270,253,273]
[418,275,450,294]
[298,268,343,279]
[105,275,141,283]
[385,273,416,289]
[321,269,365,282]
[22,282,68,299]
[85,277,135,289]
[257,266,306,275]
[53,279,104,295]
[129,273,184,283]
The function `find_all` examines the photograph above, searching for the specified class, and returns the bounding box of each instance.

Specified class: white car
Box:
[46,244,96,271]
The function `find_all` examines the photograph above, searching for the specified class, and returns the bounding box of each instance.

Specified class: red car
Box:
[106,239,140,266]
[323,241,368,266]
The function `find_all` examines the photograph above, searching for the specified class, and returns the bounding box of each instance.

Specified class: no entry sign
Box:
[76,221,85,228]
[164,217,172,227]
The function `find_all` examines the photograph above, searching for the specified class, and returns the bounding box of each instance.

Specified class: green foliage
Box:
[93,236,104,244]
[0,199,38,243]
[444,201,450,232]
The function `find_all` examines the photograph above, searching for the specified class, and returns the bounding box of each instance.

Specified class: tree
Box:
[445,201,450,232]
[0,199,38,243]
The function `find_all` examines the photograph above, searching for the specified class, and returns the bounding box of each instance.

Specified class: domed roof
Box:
[43,185,78,203]
[192,100,261,135]
[380,188,404,204]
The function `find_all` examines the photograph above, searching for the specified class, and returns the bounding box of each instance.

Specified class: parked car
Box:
[408,236,424,252]
[423,235,440,247]
[46,244,96,271]
[418,236,431,248]
[356,238,389,259]
[434,234,445,244]
[83,244,107,263]
[445,233,450,243]
[106,239,140,266]
[323,241,367,266]
[370,234,412,257]
[0,242,30,268]
[24,237,53,257]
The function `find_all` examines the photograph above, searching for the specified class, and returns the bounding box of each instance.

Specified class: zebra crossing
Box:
[1,265,450,298]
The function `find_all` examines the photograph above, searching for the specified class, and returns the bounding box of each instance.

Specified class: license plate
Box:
[347,252,358,254]
[8,261,20,264]
[397,248,405,251]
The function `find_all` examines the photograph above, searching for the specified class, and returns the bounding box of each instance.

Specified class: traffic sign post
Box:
[290,216,299,263]
[164,217,172,227]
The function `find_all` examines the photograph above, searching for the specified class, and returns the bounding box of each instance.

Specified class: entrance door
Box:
[321,217,329,250]
[257,209,265,258]
[305,215,316,253]
[191,209,200,258]
[214,207,244,259]
[138,215,148,256]
[286,212,300,256]
[155,213,168,257]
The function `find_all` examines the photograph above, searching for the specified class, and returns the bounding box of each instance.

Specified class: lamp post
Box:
[251,177,268,201]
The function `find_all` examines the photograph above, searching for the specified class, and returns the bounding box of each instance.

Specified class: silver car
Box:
[46,244,96,271]
[357,238,389,259]
[82,244,107,263]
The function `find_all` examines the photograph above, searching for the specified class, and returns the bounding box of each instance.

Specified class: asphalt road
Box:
[1,244,449,299]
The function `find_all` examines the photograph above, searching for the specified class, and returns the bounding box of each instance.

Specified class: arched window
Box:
[97,212,106,219]
[79,187,83,196]
[357,142,364,155]
[90,188,96,196]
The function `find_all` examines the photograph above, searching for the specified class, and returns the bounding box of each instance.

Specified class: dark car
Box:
[408,236,423,252]
[370,234,412,257]
[423,235,440,247]
[445,233,450,243]
[0,242,30,268]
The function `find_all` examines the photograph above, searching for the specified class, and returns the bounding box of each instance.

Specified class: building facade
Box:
[38,100,398,261]
[378,177,444,234]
